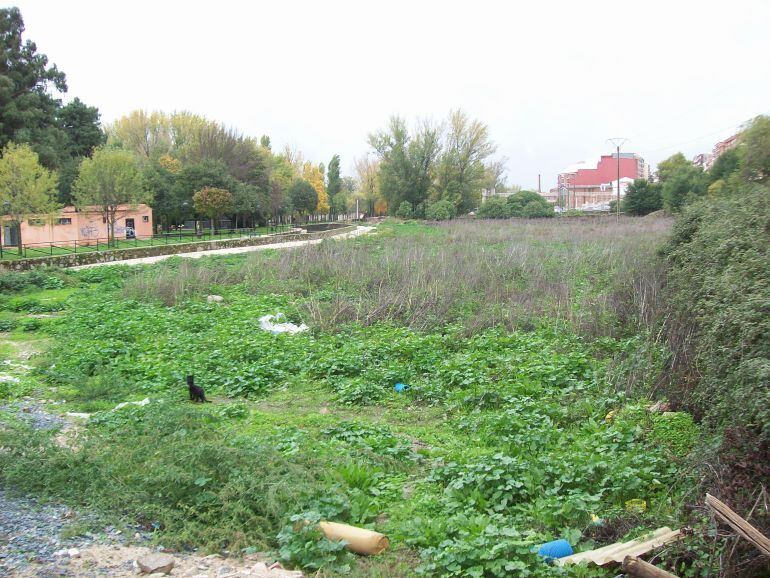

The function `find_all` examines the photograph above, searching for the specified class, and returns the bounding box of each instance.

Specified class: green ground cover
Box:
[0,219,711,577]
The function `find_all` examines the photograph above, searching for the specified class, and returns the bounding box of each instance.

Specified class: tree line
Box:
[622,115,770,216]
[0,7,377,253]
[367,110,510,218]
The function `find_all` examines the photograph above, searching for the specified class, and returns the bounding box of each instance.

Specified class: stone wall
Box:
[0,225,356,271]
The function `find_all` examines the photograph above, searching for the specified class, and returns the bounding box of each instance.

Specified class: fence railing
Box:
[0,225,293,260]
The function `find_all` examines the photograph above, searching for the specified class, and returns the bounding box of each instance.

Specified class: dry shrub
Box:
[241,216,671,336]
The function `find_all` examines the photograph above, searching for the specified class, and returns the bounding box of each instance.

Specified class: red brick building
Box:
[545,153,648,210]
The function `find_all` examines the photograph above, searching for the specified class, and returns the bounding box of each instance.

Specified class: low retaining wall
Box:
[0,225,356,271]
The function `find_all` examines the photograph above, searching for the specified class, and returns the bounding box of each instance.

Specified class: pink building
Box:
[2,204,153,249]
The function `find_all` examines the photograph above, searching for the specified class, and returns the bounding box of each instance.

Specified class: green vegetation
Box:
[477,191,554,220]
[2,217,716,577]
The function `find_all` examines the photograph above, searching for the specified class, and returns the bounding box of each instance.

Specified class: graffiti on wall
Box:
[79,225,99,238]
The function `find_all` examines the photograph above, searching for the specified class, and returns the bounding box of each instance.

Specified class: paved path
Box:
[72,226,375,270]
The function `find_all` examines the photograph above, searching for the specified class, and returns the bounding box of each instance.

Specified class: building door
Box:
[3,224,19,247]
[125,218,136,239]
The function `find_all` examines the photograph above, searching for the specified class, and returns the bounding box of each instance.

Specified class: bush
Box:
[661,185,769,556]
[506,190,551,217]
[476,197,509,219]
[395,201,413,219]
[425,200,455,221]
[522,200,554,218]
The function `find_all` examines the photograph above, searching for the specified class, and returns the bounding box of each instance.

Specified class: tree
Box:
[173,159,236,224]
[708,147,740,184]
[434,109,497,214]
[477,196,509,219]
[73,147,149,247]
[354,155,381,215]
[368,116,442,213]
[657,153,706,212]
[622,179,662,216]
[106,110,170,160]
[55,98,106,204]
[0,143,58,254]
[739,115,770,183]
[302,162,328,213]
[288,180,318,218]
[326,154,342,209]
[58,98,105,158]
[0,7,68,169]
[193,187,234,235]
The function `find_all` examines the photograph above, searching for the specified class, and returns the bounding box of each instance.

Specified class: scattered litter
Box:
[623,555,680,577]
[625,499,647,514]
[319,521,389,555]
[536,539,573,561]
[65,412,91,420]
[53,548,81,558]
[394,383,409,393]
[555,526,683,566]
[0,375,20,383]
[207,295,224,304]
[259,314,308,335]
[648,400,672,413]
[113,398,151,411]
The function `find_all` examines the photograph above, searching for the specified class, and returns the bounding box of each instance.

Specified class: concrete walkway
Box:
[72,226,376,270]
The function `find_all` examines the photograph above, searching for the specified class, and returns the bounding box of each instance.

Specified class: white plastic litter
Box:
[259,314,308,335]
[113,398,151,411]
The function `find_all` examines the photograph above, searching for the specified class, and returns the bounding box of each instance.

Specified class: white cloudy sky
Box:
[7,0,770,189]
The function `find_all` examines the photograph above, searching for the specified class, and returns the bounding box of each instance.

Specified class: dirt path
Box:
[72,226,376,270]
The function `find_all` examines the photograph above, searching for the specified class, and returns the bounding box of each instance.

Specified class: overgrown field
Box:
[0,218,720,576]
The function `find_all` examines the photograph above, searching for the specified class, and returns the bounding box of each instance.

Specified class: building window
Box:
[142,215,149,222]
[56,218,72,225]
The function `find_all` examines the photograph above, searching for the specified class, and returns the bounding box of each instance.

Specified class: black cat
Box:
[187,375,210,403]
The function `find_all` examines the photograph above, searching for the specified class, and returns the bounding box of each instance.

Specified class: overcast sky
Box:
[7,0,770,189]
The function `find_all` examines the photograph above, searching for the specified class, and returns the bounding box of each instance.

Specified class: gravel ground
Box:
[0,488,128,577]
[0,402,302,577]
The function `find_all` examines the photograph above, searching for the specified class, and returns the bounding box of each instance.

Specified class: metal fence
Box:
[0,225,293,260]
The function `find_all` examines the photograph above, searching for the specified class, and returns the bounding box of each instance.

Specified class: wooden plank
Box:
[622,555,679,578]
[705,493,770,558]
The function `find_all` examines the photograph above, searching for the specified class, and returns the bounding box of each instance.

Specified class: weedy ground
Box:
[0,218,714,577]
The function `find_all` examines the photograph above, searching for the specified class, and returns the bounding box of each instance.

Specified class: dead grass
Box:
[124,216,673,337]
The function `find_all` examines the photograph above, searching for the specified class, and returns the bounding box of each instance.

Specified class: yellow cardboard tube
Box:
[319,521,389,555]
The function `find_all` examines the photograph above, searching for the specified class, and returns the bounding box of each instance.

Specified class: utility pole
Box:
[538,174,541,194]
[607,138,629,220]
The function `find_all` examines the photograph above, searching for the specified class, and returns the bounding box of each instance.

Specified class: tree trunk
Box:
[16,221,22,256]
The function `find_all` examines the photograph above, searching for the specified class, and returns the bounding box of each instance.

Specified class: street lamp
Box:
[607,138,629,220]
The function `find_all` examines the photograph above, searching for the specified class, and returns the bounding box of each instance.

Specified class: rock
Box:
[137,553,175,574]
[67,547,80,558]
[207,295,224,303]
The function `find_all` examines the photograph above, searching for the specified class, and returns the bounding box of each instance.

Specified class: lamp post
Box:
[607,138,629,220]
